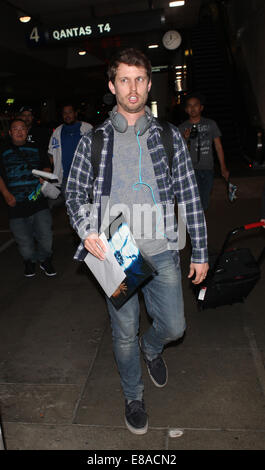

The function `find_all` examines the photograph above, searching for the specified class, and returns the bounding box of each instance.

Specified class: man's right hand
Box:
[84,232,107,260]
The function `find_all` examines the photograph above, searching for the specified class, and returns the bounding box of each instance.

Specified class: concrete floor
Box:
[0,175,265,450]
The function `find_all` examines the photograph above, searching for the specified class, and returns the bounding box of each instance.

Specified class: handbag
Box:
[41,180,61,199]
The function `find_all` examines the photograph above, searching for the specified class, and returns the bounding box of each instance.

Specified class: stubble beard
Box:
[117,92,148,115]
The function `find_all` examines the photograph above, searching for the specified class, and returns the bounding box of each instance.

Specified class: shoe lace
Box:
[127,400,144,414]
[150,355,163,370]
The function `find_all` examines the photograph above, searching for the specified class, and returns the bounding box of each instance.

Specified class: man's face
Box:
[9,121,28,145]
[185,98,203,120]
[20,111,33,128]
[108,63,151,117]
[62,106,77,125]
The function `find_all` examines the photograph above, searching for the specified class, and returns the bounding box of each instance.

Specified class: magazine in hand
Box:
[32,169,59,182]
[84,213,156,309]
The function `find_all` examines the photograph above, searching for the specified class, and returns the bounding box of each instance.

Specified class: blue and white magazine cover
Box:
[84,213,156,309]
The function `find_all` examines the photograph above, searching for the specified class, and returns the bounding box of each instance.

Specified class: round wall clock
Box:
[162,30,182,50]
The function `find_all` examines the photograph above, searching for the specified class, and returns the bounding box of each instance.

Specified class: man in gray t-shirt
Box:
[66,50,209,436]
[178,93,229,211]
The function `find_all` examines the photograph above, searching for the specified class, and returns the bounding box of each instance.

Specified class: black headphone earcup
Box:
[134,114,151,136]
[109,106,152,135]
[109,109,128,133]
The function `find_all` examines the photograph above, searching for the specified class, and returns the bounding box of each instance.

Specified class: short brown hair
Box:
[107,48,152,84]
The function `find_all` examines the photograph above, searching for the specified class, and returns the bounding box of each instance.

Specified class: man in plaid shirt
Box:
[66,48,208,435]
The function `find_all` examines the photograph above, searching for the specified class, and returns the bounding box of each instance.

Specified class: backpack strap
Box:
[90,128,104,180]
[157,119,174,174]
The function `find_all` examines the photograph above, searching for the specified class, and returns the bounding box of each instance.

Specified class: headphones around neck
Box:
[109,106,153,136]
[109,104,166,239]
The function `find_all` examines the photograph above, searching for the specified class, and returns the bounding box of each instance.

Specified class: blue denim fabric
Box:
[106,249,186,401]
[9,209,53,262]
[194,169,214,211]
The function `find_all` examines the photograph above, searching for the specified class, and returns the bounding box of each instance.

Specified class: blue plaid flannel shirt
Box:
[65,118,208,263]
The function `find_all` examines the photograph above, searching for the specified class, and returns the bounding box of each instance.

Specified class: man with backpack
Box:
[66,48,208,435]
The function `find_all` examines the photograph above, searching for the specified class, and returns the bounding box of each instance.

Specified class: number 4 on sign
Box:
[30,27,40,43]
[97,23,111,33]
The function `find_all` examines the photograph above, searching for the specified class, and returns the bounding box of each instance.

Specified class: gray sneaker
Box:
[125,399,148,435]
[140,337,168,388]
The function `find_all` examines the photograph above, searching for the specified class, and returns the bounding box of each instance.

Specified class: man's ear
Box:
[108,80,116,95]
[200,104,204,112]
[148,80,152,92]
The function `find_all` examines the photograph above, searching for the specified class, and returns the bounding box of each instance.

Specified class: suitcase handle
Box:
[220,221,264,254]
[210,221,265,278]
[244,221,265,230]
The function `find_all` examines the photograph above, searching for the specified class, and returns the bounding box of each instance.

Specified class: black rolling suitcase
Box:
[193,221,265,310]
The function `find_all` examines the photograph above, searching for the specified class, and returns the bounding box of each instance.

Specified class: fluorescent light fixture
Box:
[151,65,168,72]
[148,44,159,49]
[169,1,185,7]
[19,15,31,23]
[175,79,182,92]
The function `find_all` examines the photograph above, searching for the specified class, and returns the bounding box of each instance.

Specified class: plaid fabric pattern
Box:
[65,118,208,263]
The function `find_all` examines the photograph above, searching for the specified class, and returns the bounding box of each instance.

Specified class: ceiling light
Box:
[19,15,31,23]
[151,101,158,118]
[169,1,185,7]
[78,50,87,56]
[148,44,159,49]
[151,65,168,72]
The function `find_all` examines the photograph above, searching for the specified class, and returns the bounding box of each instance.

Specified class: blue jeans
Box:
[194,169,214,211]
[9,209,53,263]
[106,250,186,401]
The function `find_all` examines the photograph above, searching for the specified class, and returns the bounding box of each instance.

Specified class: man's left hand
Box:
[188,262,209,284]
